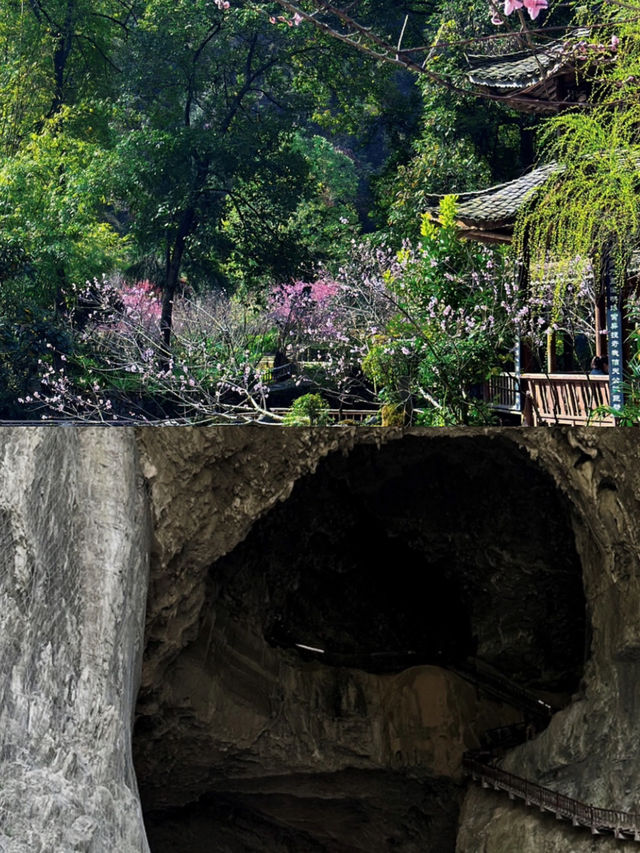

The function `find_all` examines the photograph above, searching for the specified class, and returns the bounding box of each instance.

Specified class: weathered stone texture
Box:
[456,429,640,852]
[0,429,150,853]
[136,428,640,852]
[135,426,399,699]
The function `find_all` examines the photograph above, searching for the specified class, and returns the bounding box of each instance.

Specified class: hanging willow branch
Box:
[513,9,640,320]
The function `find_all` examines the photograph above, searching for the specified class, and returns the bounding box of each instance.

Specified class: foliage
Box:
[3,0,612,423]
[268,278,341,355]
[513,20,640,320]
[360,196,516,424]
[18,277,282,422]
[0,305,71,418]
[283,392,331,425]
[283,134,360,267]
[375,23,536,240]
[380,402,405,426]
[267,197,521,423]
[0,108,127,305]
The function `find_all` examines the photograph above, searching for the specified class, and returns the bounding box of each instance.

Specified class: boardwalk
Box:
[464,756,640,842]
[459,662,640,843]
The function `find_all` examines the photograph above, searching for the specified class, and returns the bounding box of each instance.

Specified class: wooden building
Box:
[436,35,629,426]
[466,29,593,115]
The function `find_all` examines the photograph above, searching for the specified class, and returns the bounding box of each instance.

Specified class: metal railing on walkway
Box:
[464,756,640,842]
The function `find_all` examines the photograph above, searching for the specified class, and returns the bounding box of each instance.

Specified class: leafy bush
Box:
[283,393,332,426]
[0,306,71,417]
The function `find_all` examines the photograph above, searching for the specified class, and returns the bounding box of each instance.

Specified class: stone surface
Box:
[133,427,622,851]
[0,429,150,853]
[456,429,640,852]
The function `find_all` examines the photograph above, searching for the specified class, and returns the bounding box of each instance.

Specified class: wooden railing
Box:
[270,408,378,423]
[484,372,521,412]
[484,372,616,426]
[453,659,552,724]
[464,757,640,841]
[521,373,614,426]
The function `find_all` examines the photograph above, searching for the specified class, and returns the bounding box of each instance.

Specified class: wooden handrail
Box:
[484,372,615,426]
[520,373,614,426]
[453,659,552,723]
[270,408,378,423]
[464,756,640,841]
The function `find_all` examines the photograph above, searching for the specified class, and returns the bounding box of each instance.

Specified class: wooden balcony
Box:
[485,373,615,426]
[521,373,614,426]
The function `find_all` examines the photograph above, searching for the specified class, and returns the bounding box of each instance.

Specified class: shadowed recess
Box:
[138,434,587,853]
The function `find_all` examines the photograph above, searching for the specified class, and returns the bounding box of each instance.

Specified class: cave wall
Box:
[0,429,150,852]
[135,427,639,853]
[456,430,640,852]
[137,427,505,852]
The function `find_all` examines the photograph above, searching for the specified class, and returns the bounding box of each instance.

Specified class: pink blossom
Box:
[119,280,162,330]
[611,35,620,50]
[503,0,523,13]
[293,12,303,25]
[523,0,547,18]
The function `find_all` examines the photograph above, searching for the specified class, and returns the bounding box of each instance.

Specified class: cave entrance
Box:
[139,433,589,853]
[219,434,586,695]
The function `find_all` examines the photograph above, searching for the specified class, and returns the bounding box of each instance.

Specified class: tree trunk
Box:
[160,207,196,351]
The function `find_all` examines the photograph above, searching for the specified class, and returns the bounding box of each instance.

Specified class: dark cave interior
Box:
[217,434,586,690]
[139,434,589,852]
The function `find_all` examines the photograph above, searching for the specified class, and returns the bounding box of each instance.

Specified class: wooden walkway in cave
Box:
[458,665,640,842]
[291,644,640,841]
[464,754,640,842]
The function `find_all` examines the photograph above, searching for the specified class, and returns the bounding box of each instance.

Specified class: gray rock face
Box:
[0,429,150,853]
[455,430,640,852]
[133,428,629,851]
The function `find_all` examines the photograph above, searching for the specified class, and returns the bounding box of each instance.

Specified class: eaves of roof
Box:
[465,29,590,91]
[428,163,562,232]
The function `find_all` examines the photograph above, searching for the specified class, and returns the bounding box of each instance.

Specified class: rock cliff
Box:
[135,428,634,852]
[0,429,149,853]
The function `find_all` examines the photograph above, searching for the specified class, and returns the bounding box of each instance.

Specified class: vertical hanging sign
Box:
[513,337,522,411]
[605,250,624,411]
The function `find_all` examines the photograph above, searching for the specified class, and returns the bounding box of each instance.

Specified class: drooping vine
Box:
[513,10,640,326]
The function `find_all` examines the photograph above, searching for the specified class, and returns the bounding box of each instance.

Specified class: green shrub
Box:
[283,393,332,426]
[381,402,405,427]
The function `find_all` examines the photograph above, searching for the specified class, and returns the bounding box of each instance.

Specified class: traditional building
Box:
[466,29,592,114]
[435,34,629,426]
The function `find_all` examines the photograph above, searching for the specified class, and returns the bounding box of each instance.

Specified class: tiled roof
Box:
[466,29,589,91]
[445,163,562,230]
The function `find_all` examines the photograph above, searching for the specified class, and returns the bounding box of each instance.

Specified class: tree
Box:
[114,0,396,345]
[263,198,520,423]
[0,0,133,136]
[0,0,134,307]
[0,108,127,308]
